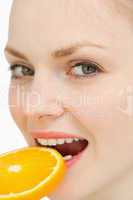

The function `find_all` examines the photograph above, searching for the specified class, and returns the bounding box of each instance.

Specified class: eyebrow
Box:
[4,41,106,61]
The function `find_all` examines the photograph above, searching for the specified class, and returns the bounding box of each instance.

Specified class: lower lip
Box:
[64,148,87,168]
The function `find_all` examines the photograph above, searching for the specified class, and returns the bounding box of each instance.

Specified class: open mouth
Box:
[35,137,89,161]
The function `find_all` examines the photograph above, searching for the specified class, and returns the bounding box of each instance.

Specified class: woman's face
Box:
[5,0,133,199]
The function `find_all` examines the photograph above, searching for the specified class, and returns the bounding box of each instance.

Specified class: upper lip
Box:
[31,130,85,140]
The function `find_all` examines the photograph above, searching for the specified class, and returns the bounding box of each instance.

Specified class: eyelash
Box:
[9,61,103,80]
[67,61,103,79]
[9,64,34,79]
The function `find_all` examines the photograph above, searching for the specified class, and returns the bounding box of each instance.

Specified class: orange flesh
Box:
[0,147,66,199]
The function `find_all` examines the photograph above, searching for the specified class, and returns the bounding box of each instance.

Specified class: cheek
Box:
[70,84,133,159]
[9,85,18,120]
[68,86,133,186]
[8,84,24,129]
[9,84,36,145]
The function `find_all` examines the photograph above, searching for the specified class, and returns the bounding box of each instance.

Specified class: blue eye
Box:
[9,64,34,79]
[67,61,103,79]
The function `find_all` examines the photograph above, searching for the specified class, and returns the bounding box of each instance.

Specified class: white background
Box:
[0,2,51,199]
[0,0,28,154]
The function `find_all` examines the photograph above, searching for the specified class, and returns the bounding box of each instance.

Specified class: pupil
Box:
[22,67,34,76]
[82,64,96,74]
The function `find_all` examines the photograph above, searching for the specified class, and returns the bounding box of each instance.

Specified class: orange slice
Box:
[0,147,66,200]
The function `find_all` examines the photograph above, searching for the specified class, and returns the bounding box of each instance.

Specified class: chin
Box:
[48,178,88,200]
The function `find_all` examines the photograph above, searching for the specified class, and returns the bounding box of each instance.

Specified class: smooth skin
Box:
[4,0,133,199]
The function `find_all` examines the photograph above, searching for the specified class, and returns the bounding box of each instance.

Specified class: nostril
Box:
[36,101,66,120]
[38,115,46,119]
[37,109,64,119]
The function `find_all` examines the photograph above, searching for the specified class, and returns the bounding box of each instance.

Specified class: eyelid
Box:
[9,63,35,79]
[8,60,34,71]
[67,58,105,72]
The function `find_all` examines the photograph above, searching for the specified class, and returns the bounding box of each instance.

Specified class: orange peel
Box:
[0,147,66,200]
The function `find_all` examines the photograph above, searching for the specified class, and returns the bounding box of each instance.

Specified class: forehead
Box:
[8,0,120,58]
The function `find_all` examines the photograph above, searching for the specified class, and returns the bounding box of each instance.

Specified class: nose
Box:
[25,98,66,132]
[36,100,65,119]
[24,70,67,121]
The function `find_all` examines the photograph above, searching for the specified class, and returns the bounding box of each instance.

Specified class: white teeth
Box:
[56,139,65,145]
[65,138,74,143]
[47,139,57,146]
[63,155,73,161]
[74,138,80,142]
[37,138,48,146]
[36,137,83,146]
